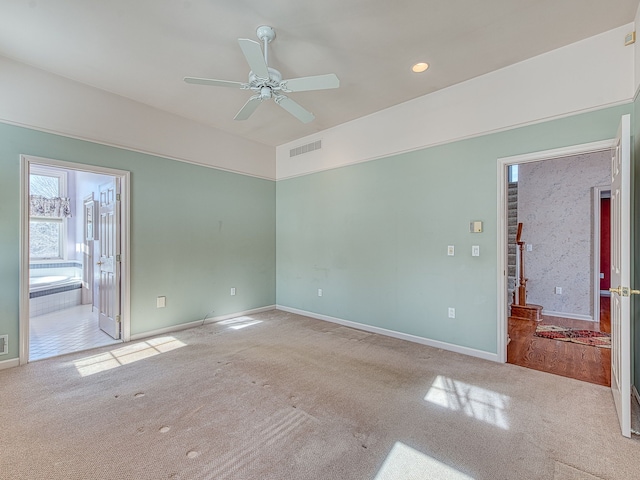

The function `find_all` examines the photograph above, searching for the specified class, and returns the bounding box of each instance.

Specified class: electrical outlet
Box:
[318,288,323,297]
[555,287,562,295]
[230,287,236,296]
[447,245,455,256]
[472,245,480,257]
[0,335,7,355]
[448,308,455,319]
[156,296,166,308]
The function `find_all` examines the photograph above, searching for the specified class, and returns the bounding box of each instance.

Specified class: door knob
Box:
[97,261,104,265]
[609,286,640,296]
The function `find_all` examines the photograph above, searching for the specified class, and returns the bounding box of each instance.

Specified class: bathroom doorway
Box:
[20,155,130,363]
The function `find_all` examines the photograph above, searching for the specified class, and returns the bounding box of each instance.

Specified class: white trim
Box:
[276,305,499,362]
[0,358,20,370]
[498,140,614,165]
[497,157,509,363]
[19,155,131,364]
[541,310,595,322]
[0,119,275,181]
[19,158,29,365]
[496,139,615,364]
[129,305,276,341]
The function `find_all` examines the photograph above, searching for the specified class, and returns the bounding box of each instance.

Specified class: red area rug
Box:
[534,325,611,349]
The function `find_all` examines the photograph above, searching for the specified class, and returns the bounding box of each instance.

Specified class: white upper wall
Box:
[0,55,275,179]
[276,24,635,180]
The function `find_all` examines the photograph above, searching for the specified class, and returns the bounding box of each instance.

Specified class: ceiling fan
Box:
[184,25,339,124]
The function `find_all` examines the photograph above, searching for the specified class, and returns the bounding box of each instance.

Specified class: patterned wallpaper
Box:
[517,151,610,319]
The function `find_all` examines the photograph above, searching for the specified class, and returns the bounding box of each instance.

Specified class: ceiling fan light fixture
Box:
[412,62,429,73]
[184,25,339,123]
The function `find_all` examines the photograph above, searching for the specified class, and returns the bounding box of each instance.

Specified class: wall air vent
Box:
[290,140,322,158]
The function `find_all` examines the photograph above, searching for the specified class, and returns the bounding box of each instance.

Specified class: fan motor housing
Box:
[248,67,282,91]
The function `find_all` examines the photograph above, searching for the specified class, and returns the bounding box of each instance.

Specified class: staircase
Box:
[507,182,518,305]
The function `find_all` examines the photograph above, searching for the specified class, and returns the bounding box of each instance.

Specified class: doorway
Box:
[498,141,613,385]
[19,155,130,363]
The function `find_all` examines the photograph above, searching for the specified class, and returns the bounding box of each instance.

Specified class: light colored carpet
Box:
[1,309,638,479]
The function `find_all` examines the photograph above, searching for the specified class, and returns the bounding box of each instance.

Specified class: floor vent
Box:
[290,140,322,157]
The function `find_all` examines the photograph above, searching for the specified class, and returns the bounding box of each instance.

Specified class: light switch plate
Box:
[470,221,483,233]
[156,296,166,308]
[447,245,455,256]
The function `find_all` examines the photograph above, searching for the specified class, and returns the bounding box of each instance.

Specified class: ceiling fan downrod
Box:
[256,25,275,67]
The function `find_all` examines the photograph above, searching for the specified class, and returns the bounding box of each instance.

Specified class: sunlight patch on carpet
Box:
[73,336,186,376]
[424,375,510,430]
[217,316,263,330]
[375,441,474,480]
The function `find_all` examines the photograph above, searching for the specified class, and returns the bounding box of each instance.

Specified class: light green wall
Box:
[0,122,275,360]
[1,103,634,363]
[276,104,632,355]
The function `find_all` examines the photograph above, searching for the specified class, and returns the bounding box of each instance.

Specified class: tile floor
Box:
[30,304,120,361]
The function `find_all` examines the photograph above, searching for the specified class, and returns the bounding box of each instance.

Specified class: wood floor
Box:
[507,296,611,386]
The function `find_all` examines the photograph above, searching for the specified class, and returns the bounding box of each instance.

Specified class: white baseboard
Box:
[542,310,594,321]
[276,305,498,363]
[0,357,20,370]
[130,305,276,341]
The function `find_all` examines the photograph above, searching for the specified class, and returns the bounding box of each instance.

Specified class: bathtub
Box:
[29,262,83,316]
[29,275,83,296]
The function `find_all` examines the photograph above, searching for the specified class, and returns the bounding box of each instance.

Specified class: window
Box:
[29,166,68,260]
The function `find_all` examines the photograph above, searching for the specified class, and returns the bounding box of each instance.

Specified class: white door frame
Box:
[496,139,614,363]
[19,155,131,365]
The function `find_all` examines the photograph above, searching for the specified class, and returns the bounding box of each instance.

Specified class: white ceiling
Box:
[1,0,638,147]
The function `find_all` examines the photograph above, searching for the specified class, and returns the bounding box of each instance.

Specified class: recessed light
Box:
[412,62,429,73]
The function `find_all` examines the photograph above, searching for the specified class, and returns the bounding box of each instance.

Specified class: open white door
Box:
[98,179,121,340]
[609,114,631,438]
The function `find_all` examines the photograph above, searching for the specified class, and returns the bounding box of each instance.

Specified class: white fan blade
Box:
[238,38,269,79]
[281,73,340,92]
[184,77,245,88]
[275,96,315,123]
[234,96,262,121]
